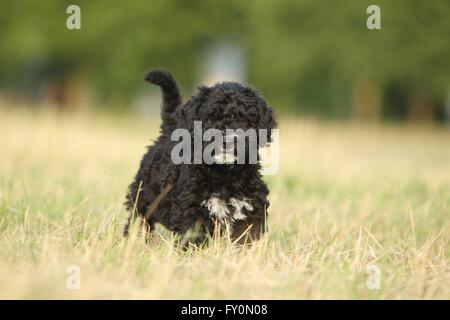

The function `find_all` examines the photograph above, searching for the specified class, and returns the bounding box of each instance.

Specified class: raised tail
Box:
[144,69,182,122]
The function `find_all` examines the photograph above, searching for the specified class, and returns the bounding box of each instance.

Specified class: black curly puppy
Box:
[124,69,277,245]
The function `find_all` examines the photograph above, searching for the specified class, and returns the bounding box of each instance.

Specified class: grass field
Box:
[0,107,448,299]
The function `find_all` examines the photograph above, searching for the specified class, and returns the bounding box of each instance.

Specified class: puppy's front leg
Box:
[178,218,209,248]
[231,216,265,245]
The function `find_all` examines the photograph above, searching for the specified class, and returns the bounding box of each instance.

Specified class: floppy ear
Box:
[171,85,210,130]
[256,98,277,146]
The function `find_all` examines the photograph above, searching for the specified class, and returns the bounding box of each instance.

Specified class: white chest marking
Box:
[201,196,253,223]
[229,197,253,220]
[201,197,229,222]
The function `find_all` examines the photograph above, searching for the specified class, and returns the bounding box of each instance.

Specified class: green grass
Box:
[0,107,448,299]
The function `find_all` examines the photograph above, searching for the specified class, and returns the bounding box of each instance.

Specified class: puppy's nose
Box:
[223,133,238,149]
[223,142,234,152]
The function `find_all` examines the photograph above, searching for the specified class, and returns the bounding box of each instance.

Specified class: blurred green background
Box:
[0,0,449,121]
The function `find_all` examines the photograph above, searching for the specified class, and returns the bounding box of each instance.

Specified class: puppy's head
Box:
[172,82,277,166]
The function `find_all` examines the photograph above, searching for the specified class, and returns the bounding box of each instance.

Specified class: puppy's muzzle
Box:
[213,133,238,164]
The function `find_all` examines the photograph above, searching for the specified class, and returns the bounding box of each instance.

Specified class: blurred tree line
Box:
[0,0,449,121]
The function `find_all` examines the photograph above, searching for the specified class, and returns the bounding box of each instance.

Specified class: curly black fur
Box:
[124,69,277,245]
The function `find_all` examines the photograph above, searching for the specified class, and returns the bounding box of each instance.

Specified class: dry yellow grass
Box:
[0,107,448,299]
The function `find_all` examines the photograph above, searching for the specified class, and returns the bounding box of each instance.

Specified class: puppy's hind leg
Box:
[123,209,156,241]
[123,209,135,237]
[123,180,147,238]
